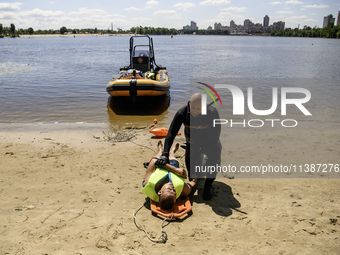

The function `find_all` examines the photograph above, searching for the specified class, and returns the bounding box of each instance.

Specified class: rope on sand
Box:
[101,125,159,153]
[133,198,174,243]
[102,125,138,142]
[101,125,185,158]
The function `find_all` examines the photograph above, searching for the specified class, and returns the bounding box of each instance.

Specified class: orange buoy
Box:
[153,119,158,124]
[150,128,181,137]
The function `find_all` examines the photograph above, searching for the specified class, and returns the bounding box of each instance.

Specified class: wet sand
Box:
[0,126,339,254]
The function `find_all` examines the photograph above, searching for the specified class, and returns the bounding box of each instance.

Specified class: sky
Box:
[0,0,339,30]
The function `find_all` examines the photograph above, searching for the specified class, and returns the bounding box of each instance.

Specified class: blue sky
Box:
[0,0,339,30]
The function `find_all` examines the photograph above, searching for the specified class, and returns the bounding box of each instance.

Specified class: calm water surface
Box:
[0,35,339,128]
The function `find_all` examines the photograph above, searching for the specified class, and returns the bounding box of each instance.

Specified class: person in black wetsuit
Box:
[156,93,222,200]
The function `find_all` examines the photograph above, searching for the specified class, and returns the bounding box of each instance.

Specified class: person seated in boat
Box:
[147,72,156,80]
[142,141,197,210]
[124,69,143,79]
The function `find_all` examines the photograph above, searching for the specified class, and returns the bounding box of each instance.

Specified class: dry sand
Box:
[0,125,339,254]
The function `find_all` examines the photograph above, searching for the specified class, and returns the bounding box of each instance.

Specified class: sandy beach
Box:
[0,124,339,254]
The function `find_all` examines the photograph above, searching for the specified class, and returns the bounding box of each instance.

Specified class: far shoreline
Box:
[5,33,338,39]
[17,33,137,38]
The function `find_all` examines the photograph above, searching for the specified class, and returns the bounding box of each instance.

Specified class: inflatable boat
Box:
[106,36,170,97]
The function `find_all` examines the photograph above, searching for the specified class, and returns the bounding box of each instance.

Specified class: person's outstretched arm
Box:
[162,164,187,179]
[181,178,197,196]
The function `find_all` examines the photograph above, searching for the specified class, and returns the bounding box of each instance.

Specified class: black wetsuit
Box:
[162,102,222,184]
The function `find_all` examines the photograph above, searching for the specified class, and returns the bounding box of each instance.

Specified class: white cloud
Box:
[217,11,247,25]
[0,2,22,11]
[285,0,303,5]
[276,10,294,14]
[286,15,317,24]
[302,4,329,9]
[21,8,64,17]
[1,7,127,30]
[124,7,141,11]
[130,16,152,25]
[67,8,124,23]
[0,11,18,20]
[270,1,282,4]
[65,8,125,27]
[145,0,159,9]
[199,0,230,6]
[69,8,108,16]
[153,10,180,19]
[174,3,196,12]
[221,7,246,12]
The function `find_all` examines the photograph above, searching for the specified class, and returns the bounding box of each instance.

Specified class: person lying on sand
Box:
[142,141,197,210]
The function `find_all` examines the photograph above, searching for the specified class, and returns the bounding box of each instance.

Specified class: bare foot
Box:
[157,140,163,153]
[172,143,179,154]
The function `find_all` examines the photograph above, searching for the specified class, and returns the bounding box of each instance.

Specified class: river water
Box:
[0,35,339,129]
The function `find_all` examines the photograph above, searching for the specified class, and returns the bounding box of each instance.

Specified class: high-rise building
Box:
[337,11,340,26]
[183,21,198,30]
[323,14,335,28]
[214,22,222,30]
[244,19,254,32]
[191,21,198,30]
[263,15,269,28]
[273,21,285,30]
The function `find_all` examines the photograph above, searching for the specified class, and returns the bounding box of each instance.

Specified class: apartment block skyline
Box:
[207,15,285,34]
[184,11,340,33]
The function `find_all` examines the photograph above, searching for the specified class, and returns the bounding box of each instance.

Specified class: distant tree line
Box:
[271,23,340,39]
[0,24,131,37]
[1,23,339,38]
[0,23,19,37]
[130,26,178,35]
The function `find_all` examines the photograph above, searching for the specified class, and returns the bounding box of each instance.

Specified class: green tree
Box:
[28,27,34,35]
[130,27,136,33]
[60,26,67,34]
[10,23,16,34]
